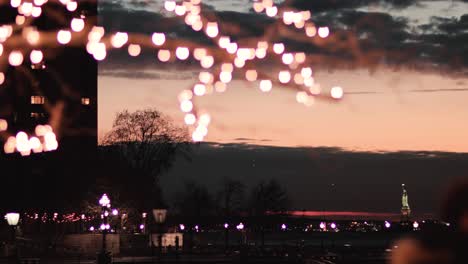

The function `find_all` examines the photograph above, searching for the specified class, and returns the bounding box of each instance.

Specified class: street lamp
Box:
[224,223,229,253]
[281,224,287,251]
[153,209,167,261]
[385,221,391,229]
[98,194,111,264]
[5,213,20,262]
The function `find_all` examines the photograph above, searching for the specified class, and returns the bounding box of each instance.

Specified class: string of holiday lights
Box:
[0,0,344,153]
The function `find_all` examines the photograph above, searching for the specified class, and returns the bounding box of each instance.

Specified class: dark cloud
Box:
[232,138,275,142]
[288,0,417,12]
[99,70,195,80]
[409,88,468,93]
[97,2,468,74]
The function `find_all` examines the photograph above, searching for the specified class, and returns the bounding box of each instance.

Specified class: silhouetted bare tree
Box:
[174,181,215,251]
[249,179,291,250]
[217,178,246,219]
[102,109,190,209]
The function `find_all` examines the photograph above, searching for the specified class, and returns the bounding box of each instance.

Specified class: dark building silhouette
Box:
[0,2,98,211]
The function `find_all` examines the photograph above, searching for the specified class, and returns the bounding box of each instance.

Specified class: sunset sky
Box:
[98,0,468,152]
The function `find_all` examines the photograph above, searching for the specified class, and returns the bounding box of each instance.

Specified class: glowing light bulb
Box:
[178,90,193,102]
[259,80,272,92]
[184,114,196,125]
[226,43,238,54]
[245,70,258,82]
[71,18,85,32]
[205,22,219,38]
[219,71,232,83]
[301,67,312,78]
[92,43,107,61]
[253,2,264,13]
[199,113,211,126]
[111,32,128,48]
[234,58,245,68]
[180,100,193,113]
[330,86,343,99]
[164,1,176,11]
[215,81,227,93]
[306,24,317,37]
[318,27,330,38]
[282,53,294,65]
[199,72,213,84]
[265,6,278,17]
[278,71,291,83]
[193,48,206,60]
[16,15,25,25]
[0,118,7,130]
[26,30,40,45]
[66,1,77,11]
[152,33,166,46]
[30,50,43,64]
[200,56,214,68]
[295,53,306,64]
[273,43,285,54]
[218,36,230,49]
[0,72,4,85]
[31,6,41,17]
[128,44,141,57]
[158,50,171,62]
[176,47,190,60]
[9,51,24,66]
[221,63,234,73]
[194,84,206,96]
[11,0,21,8]
[57,30,72,44]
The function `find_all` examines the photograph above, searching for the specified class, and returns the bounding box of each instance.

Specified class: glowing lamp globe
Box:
[5,213,20,226]
[319,222,326,230]
[236,222,244,230]
[330,223,337,229]
[179,224,185,231]
[385,221,391,228]
[224,223,229,229]
[153,209,167,224]
[99,194,110,207]
[281,223,287,230]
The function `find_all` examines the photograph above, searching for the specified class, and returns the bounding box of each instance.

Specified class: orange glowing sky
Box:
[99,68,468,152]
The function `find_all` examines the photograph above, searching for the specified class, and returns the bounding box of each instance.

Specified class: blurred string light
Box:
[0,0,344,151]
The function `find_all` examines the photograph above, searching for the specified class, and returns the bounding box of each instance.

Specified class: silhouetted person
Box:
[391,179,468,264]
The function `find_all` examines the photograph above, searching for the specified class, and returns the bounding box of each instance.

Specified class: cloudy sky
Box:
[98,0,468,152]
[96,0,468,213]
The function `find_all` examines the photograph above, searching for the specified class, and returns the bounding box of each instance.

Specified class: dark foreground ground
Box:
[0,231,402,264]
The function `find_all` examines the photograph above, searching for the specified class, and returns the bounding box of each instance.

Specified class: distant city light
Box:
[330,223,337,229]
[179,224,185,231]
[281,224,287,230]
[224,223,229,229]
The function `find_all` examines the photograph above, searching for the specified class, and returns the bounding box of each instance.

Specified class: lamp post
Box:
[236,223,246,262]
[5,212,20,263]
[98,194,111,264]
[224,223,229,253]
[153,209,167,261]
[281,223,287,253]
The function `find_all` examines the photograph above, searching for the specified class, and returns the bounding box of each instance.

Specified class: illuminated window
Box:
[81,97,90,105]
[30,112,45,118]
[31,95,45,104]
